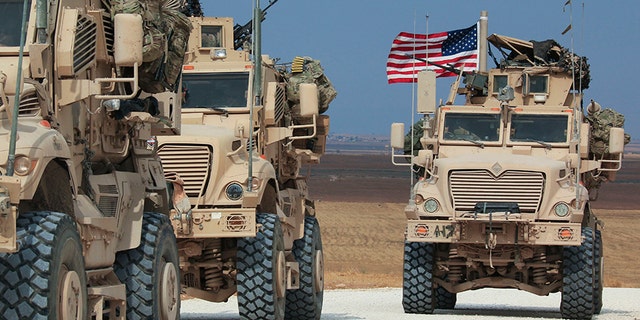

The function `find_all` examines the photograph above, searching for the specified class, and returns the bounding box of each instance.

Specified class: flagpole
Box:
[566,0,582,207]
[409,11,417,188]
[479,11,488,72]
[425,14,429,69]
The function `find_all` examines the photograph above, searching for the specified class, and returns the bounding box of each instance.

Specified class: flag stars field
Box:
[442,26,477,56]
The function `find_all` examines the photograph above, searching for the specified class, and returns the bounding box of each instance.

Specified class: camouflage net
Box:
[285,56,337,114]
[586,108,631,157]
[504,39,591,91]
[558,47,591,91]
[107,0,192,93]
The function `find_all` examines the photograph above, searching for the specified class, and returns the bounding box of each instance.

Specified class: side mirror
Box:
[579,123,590,158]
[390,123,405,149]
[299,83,319,117]
[415,149,433,168]
[608,127,625,154]
[114,14,143,67]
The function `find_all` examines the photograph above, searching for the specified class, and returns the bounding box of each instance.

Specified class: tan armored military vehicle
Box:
[0,0,192,318]
[156,5,334,319]
[391,13,628,319]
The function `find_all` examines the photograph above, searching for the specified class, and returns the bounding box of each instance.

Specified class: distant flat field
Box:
[307,154,640,289]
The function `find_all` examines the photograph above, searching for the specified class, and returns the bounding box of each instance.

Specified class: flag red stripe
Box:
[387,24,478,83]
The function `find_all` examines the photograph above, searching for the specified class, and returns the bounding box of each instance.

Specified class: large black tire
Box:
[0,211,87,319]
[435,244,456,310]
[561,227,596,319]
[435,286,457,310]
[237,213,286,320]
[594,229,603,314]
[402,241,435,314]
[114,212,180,320]
[285,216,324,320]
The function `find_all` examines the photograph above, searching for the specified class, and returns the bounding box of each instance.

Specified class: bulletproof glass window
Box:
[510,114,569,143]
[443,113,501,142]
[524,75,548,94]
[201,26,222,47]
[492,75,508,93]
[0,0,30,46]
[182,72,249,109]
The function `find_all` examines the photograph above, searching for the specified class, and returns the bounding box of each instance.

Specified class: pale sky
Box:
[200,0,640,140]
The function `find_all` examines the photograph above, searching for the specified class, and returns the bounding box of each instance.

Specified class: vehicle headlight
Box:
[423,198,439,213]
[14,156,34,176]
[414,194,424,205]
[225,182,244,201]
[553,202,570,217]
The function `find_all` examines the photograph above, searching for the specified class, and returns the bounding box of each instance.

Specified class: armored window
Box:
[443,113,501,142]
[201,26,222,47]
[182,72,249,109]
[0,0,30,47]
[492,75,508,93]
[523,75,548,94]
[510,114,568,143]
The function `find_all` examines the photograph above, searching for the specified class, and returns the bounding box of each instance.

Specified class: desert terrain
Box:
[306,151,640,289]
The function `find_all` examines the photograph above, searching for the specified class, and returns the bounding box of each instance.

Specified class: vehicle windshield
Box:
[443,113,501,142]
[182,72,249,109]
[510,114,569,143]
[0,0,30,46]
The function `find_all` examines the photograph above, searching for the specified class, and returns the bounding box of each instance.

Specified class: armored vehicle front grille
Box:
[18,92,40,116]
[246,139,257,153]
[96,183,118,217]
[449,170,544,213]
[1,91,41,116]
[98,184,118,194]
[97,196,118,217]
[158,144,212,199]
[102,12,114,55]
[73,15,97,74]
[273,84,286,123]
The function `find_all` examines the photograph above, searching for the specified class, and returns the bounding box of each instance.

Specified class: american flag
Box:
[386,24,479,83]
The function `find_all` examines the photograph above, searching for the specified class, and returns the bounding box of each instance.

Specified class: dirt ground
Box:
[308,153,640,289]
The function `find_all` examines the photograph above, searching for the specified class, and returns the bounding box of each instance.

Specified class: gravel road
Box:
[181,287,639,319]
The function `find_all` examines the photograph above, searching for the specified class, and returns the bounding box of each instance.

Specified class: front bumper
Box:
[406,216,581,246]
[172,207,257,238]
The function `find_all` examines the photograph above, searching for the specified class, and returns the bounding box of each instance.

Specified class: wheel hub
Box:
[160,262,179,319]
[314,249,324,292]
[60,270,83,320]
[275,250,287,298]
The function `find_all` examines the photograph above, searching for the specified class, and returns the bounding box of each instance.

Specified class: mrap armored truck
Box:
[156,7,334,320]
[391,13,629,320]
[0,0,193,318]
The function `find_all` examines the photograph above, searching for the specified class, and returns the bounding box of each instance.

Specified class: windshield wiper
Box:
[518,138,552,149]
[208,107,229,117]
[462,138,485,148]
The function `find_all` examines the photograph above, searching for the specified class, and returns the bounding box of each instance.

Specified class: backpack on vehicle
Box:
[108,0,192,93]
[586,108,631,157]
